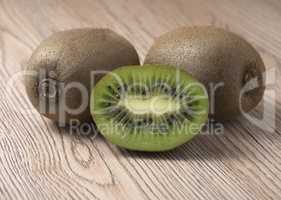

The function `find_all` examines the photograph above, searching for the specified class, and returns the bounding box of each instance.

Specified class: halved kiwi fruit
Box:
[24,28,139,126]
[91,64,209,152]
[144,26,266,121]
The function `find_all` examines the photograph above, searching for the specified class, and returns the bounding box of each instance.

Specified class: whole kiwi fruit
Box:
[91,64,209,151]
[144,26,265,121]
[25,28,139,126]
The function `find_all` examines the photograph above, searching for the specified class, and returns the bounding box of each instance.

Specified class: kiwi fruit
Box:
[24,28,139,126]
[144,26,265,121]
[90,64,209,152]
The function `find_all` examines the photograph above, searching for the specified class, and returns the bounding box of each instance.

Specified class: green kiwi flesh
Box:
[24,28,139,126]
[91,64,209,152]
[144,26,265,121]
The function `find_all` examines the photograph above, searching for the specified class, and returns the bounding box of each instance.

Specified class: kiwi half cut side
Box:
[91,64,209,152]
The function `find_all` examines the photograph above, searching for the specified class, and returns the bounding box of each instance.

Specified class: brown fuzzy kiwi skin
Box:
[144,26,266,121]
[25,28,139,125]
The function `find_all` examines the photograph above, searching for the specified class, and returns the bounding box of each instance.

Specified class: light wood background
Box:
[1,0,281,199]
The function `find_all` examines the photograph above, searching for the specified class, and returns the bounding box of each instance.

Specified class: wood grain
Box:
[0,0,281,199]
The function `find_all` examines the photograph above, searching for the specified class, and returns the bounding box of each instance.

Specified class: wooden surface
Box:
[1,0,281,199]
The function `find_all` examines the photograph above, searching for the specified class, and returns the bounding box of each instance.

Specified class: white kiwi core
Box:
[119,95,181,116]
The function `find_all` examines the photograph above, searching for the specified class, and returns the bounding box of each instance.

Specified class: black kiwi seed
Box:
[171,87,177,96]
[137,121,142,127]
[143,118,148,125]
[141,88,147,96]
[148,117,153,124]
[107,85,115,93]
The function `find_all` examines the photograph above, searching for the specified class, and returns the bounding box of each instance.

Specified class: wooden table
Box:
[1,0,281,199]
